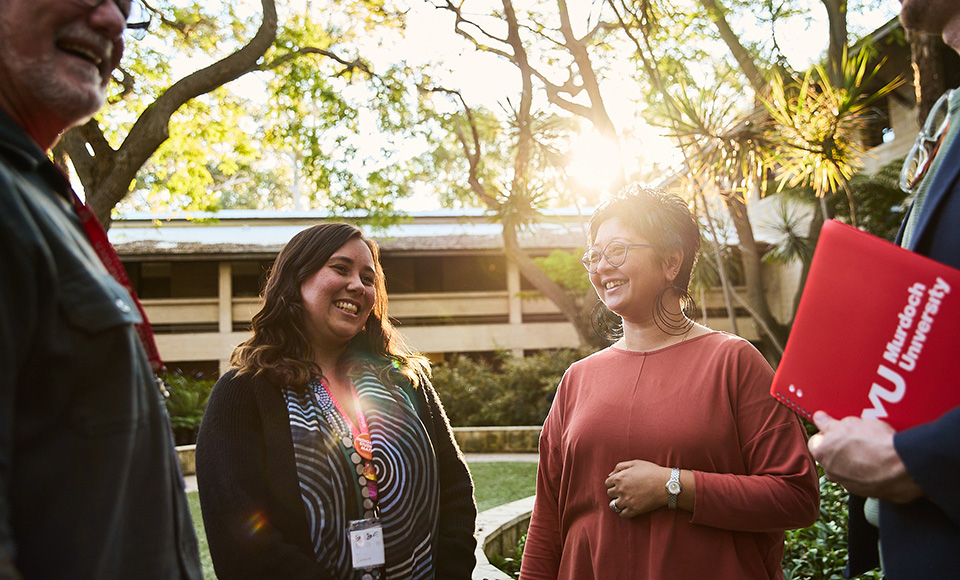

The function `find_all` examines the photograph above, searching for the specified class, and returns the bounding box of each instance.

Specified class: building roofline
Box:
[114,206,593,226]
[109,208,594,258]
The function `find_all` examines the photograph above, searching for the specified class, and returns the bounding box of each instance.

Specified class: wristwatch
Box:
[666,467,681,509]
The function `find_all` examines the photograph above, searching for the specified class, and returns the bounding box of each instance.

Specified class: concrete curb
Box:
[473,496,535,580]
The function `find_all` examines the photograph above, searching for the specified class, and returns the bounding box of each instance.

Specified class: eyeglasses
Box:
[900,89,955,194]
[580,241,659,273]
[74,0,151,35]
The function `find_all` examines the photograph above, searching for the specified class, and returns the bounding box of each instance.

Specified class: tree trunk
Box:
[697,0,765,93]
[908,30,947,126]
[501,216,605,348]
[485,0,604,347]
[721,189,790,353]
[696,192,739,335]
[820,0,848,84]
[790,201,825,319]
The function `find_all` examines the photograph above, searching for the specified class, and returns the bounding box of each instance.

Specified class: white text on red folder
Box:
[864,277,952,421]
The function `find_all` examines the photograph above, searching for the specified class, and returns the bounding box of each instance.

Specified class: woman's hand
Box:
[604,460,671,518]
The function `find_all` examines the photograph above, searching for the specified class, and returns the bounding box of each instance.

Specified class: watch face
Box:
[667,481,681,494]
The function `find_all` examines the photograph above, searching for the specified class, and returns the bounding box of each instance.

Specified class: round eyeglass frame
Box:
[900,89,955,194]
[580,241,660,273]
[74,0,151,32]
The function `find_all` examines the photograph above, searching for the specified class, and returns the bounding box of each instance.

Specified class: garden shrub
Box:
[783,475,881,580]
[431,348,595,426]
[488,532,525,579]
[163,372,215,445]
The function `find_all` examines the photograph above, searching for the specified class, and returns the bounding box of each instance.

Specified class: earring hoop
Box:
[591,300,623,342]
[653,285,696,336]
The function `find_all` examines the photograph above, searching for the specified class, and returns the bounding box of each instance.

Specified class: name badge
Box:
[347,518,385,569]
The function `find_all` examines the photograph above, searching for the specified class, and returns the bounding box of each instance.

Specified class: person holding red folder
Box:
[809,1,960,577]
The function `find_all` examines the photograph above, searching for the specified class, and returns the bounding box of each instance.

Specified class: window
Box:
[380,255,507,294]
[231,260,273,297]
[123,261,218,299]
[862,98,893,148]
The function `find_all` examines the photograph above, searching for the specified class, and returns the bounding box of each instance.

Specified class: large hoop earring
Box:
[653,285,696,336]
[591,300,623,342]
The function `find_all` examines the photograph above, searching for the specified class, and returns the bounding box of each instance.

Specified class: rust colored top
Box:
[520,332,819,580]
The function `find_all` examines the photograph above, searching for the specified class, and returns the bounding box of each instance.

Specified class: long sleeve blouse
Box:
[520,332,819,580]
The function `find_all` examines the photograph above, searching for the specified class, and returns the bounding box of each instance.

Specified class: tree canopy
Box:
[74,0,919,356]
[61,0,435,228]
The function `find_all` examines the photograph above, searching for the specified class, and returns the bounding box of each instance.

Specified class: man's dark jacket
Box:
[846,105,960,579]
[0,110,202,579]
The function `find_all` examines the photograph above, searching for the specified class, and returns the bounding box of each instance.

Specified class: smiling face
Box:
[589,217,680,324]
[0,0,126,149]
[299,237,377,353]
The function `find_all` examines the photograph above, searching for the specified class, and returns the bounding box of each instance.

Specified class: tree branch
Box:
[260,47,373,77]
[86,0,279,227]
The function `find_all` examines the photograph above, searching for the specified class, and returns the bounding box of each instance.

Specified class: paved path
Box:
[183,453,537,494]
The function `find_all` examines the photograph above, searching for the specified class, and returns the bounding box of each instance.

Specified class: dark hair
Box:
[231,222,428,390]
[589,184,701,292]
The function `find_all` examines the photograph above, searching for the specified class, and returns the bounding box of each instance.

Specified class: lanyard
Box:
[317,377,379,508]
[322,379,372,459]
[69,191,165,377]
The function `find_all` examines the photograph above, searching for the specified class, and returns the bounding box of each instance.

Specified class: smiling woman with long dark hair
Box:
[196,223,476,580]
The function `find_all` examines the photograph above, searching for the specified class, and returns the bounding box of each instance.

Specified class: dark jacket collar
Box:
[0,108,73,200]
[904,91,960,250]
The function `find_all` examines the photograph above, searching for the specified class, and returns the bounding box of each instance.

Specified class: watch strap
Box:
[667,467,681,509]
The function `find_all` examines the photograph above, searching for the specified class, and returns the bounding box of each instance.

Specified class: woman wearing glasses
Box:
[519,186,819,580]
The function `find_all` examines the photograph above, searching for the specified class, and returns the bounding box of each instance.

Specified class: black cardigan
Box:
[196,368,477,579]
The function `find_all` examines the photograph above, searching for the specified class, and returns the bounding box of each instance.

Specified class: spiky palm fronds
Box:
[762,48,905,203]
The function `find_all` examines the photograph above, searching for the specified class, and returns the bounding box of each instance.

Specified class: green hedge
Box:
[162,348,589,443]
[431,348,595,427]
[782,474,881,580]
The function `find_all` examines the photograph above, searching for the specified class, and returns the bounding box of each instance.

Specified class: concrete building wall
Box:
[135,257,761,376]
[111,211,765,377]
[860,85,920,175]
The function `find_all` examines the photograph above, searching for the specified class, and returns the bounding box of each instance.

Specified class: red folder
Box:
[770,220,960,431]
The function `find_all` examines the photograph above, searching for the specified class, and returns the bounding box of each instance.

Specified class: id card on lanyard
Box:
[348,518,385,569]
[316,377,385,571]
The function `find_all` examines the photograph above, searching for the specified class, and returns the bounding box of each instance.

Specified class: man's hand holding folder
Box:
[808,411,924,503]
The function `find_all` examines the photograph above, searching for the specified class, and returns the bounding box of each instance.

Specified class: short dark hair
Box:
[232,222,427,389]
[589,184,701,292]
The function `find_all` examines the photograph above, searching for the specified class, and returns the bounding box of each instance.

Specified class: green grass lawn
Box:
[470,462,538,511]
[186,491,216,579]
[186,460,538,579]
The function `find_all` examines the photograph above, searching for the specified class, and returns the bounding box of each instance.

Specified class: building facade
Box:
[111,209,763,377]
[857,18,960,175]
